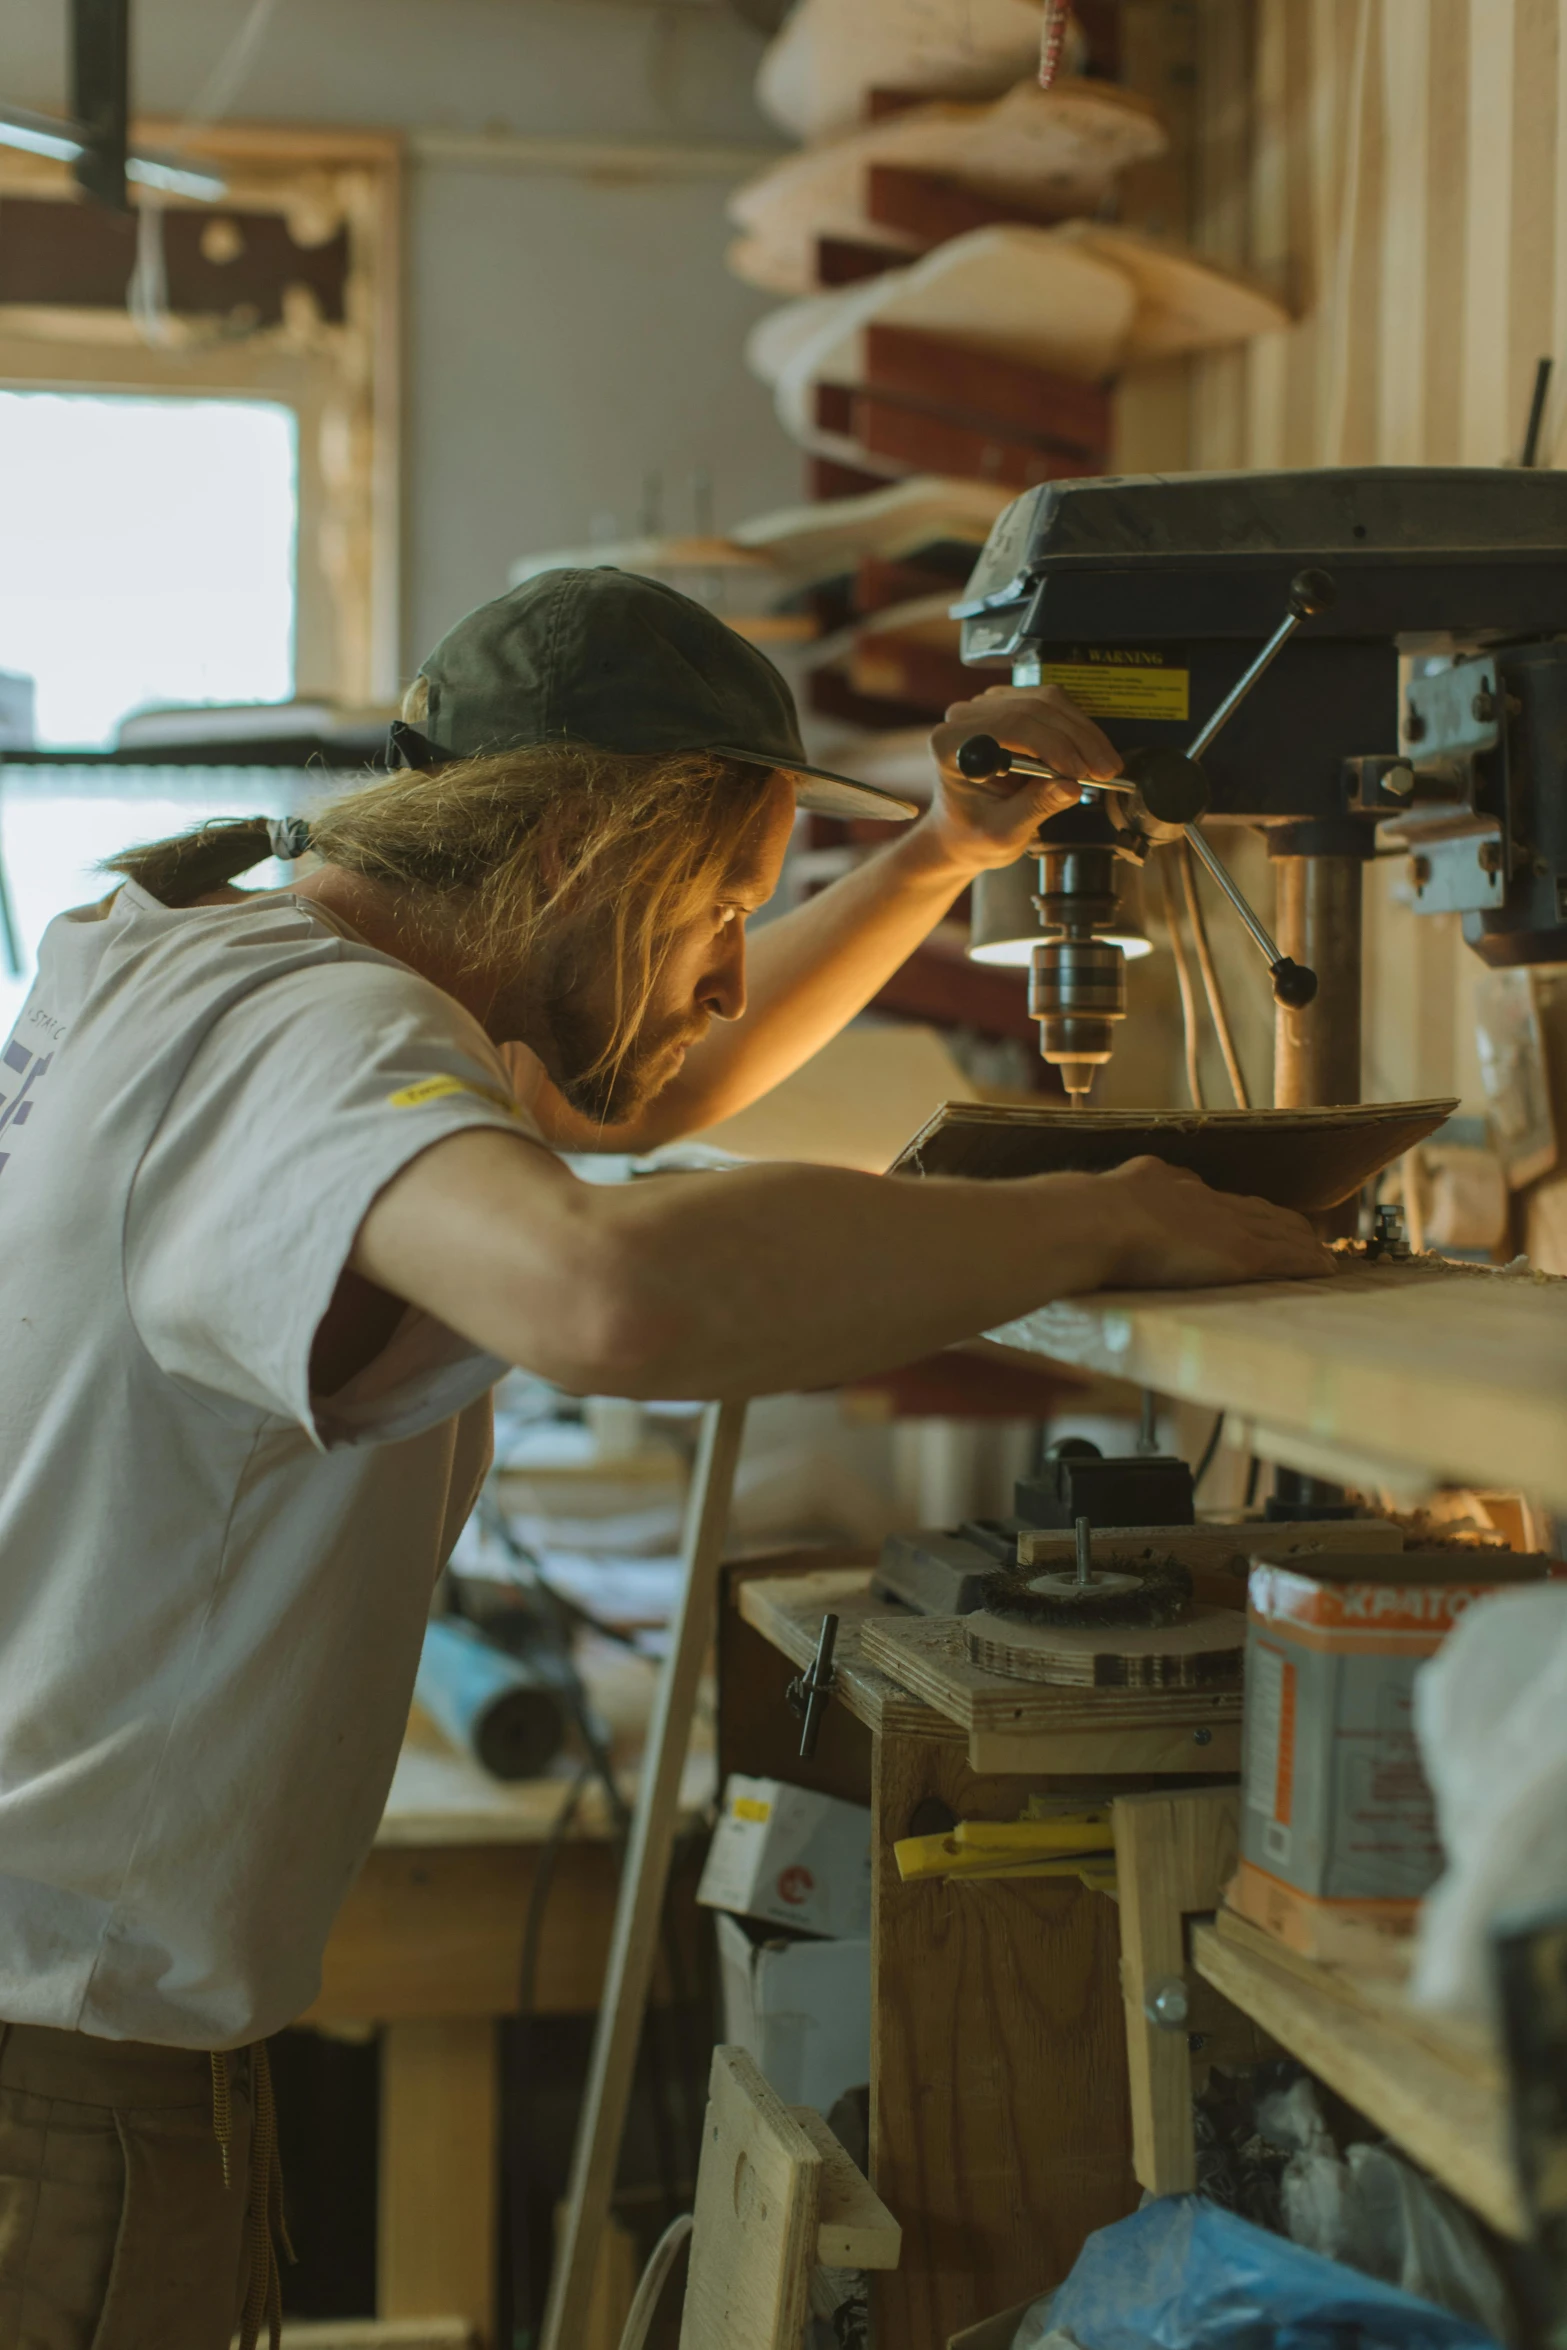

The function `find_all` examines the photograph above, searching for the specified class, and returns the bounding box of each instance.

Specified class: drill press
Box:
[877,468,1567,1613]
[950,466,1567,1107]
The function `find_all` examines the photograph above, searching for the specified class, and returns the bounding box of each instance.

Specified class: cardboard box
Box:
[697,1773,872,1940]
[715,1910,870,2115]
[1234,1547,1554,1964]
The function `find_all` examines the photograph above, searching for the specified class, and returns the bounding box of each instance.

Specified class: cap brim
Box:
[715,744,921,822]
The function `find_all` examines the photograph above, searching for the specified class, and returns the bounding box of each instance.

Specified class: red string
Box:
[1038,0,1070,89]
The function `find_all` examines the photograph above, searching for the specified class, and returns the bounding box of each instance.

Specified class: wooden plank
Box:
[1462,0,1517,463]
[378,2020,497,2346]
[984,1259,1567,1512]
[790,2105,903,2270]
[1014,1518,1404,1603]
[969,1722,1242,1776]
[737,1567,959,1741]
[1112,1788,1240,2194]
[860,1613,1245,1742]
[871,1731,1137,2349]
[863,324,1113,452]
[1377,0,1431,462]
[1213,1909,1504,2087]
[544,1401,748,2350]
[679,2048,822,2350]
[310,1844,621,2022]
[1191,1919,1526,2238]
[854,395,1103,490]
[555,2207,641,2350]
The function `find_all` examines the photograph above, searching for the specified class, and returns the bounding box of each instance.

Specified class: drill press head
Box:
[953,467,1567,1092]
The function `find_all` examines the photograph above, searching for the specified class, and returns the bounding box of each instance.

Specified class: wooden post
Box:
[541,1398,749,2350]
[1111,1786,1241,2195]
[378,2017,498,2344]
[869,1730,1137,2348]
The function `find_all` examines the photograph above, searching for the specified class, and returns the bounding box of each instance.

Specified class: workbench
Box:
[714,1257,1564,2347]
[302,1723,708,2346]
[986,1256,1567,1508]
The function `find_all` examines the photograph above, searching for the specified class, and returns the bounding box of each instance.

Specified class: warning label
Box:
[1037,648,1190,722]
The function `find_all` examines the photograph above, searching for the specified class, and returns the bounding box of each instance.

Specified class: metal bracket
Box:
[785,1612,840,1761]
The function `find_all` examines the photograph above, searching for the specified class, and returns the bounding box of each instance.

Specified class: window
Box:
[0,388,298,748]
[0,769,294,1039]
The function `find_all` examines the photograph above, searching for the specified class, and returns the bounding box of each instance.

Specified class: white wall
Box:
[6,0,802,673]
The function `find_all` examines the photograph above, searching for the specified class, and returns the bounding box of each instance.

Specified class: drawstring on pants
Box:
[211,2043,294,2350]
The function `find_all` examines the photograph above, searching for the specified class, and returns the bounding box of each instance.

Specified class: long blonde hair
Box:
[105,729,776,1087]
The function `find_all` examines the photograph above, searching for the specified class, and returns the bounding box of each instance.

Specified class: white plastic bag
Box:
[1411,1584,1567,2023]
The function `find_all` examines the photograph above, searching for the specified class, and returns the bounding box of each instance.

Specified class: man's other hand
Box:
[1098,1157,1339,1290]
[922,682,1122,876]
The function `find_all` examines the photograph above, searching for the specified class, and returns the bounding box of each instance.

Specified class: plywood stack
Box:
[719,0,1292,1070]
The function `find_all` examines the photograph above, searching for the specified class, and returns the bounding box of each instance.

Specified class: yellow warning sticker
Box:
[1038,661,1190,722]
[732,1797,772,1824]
[387,1073,520,1115]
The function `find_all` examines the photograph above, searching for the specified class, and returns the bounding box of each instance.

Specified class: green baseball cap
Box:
[394,567,920,821]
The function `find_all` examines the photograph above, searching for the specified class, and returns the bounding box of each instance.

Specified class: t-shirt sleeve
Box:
[125,956,547,1446]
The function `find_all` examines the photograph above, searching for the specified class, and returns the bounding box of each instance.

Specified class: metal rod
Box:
[1074,1515,1093,1587]
[1186,608,1305,761]
[1157,852,1206,1110]
[1182,824,1284,968]
[1180,840,1250,1108]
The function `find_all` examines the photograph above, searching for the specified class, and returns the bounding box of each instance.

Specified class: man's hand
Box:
[1096,1157,1339,1290]
[917,681,1123,878]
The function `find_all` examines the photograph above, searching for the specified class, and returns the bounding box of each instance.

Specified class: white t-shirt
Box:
[0,880,542,2047]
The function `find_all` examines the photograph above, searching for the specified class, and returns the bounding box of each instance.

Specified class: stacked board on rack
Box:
[700,0,1290,1069]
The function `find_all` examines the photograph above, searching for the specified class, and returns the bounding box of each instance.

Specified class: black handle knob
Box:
[1288,568,1338,619]
[1120,745,1210,827]
[1270,956,1319,1008]
[956,732,1012,781]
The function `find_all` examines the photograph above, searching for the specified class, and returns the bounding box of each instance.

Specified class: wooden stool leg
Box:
[379,2017,498,2345]
[542,1399,748,2350]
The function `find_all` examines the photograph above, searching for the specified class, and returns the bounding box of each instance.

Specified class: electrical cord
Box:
[1158,853,1206,1110]
[1192,1409,1227,1495]
[1179,841,1250,1109]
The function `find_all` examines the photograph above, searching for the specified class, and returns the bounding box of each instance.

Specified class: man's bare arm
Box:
[349,1128,1333,1400]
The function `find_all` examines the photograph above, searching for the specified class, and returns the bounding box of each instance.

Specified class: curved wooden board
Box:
[730,81,1167,297]
[749,231,1138,467]
[731,474,1009,585]
[965,1604,1245,1690]
[888,1098,1460,1211]
[1059,222,1292,356]
[757,0,1047,143]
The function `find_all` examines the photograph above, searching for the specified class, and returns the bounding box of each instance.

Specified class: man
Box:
[0,569,1328,2349]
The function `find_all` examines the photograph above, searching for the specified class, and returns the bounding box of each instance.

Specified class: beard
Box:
[540,962,705,1126]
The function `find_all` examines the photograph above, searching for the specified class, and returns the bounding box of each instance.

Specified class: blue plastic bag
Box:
[1017,2197,1502,2350]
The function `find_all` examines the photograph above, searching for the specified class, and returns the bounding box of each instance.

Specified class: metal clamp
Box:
[785,1613,840,1761]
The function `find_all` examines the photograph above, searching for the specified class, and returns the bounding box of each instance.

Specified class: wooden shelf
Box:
[985,1259,1567,1511]
[1190,1913,1524,2240]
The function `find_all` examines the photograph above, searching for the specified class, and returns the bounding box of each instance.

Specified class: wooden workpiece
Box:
[986,1259,1567,1512]
[859,1611,1243,1775]
[1191,1911,1523,2240]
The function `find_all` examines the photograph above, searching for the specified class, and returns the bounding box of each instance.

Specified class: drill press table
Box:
[982,1254,1567,1510]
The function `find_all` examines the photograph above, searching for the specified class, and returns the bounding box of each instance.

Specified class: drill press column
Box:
[1272,856,1363,1107]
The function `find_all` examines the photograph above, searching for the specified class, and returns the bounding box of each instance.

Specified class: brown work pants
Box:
[0,2023,253,2350]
